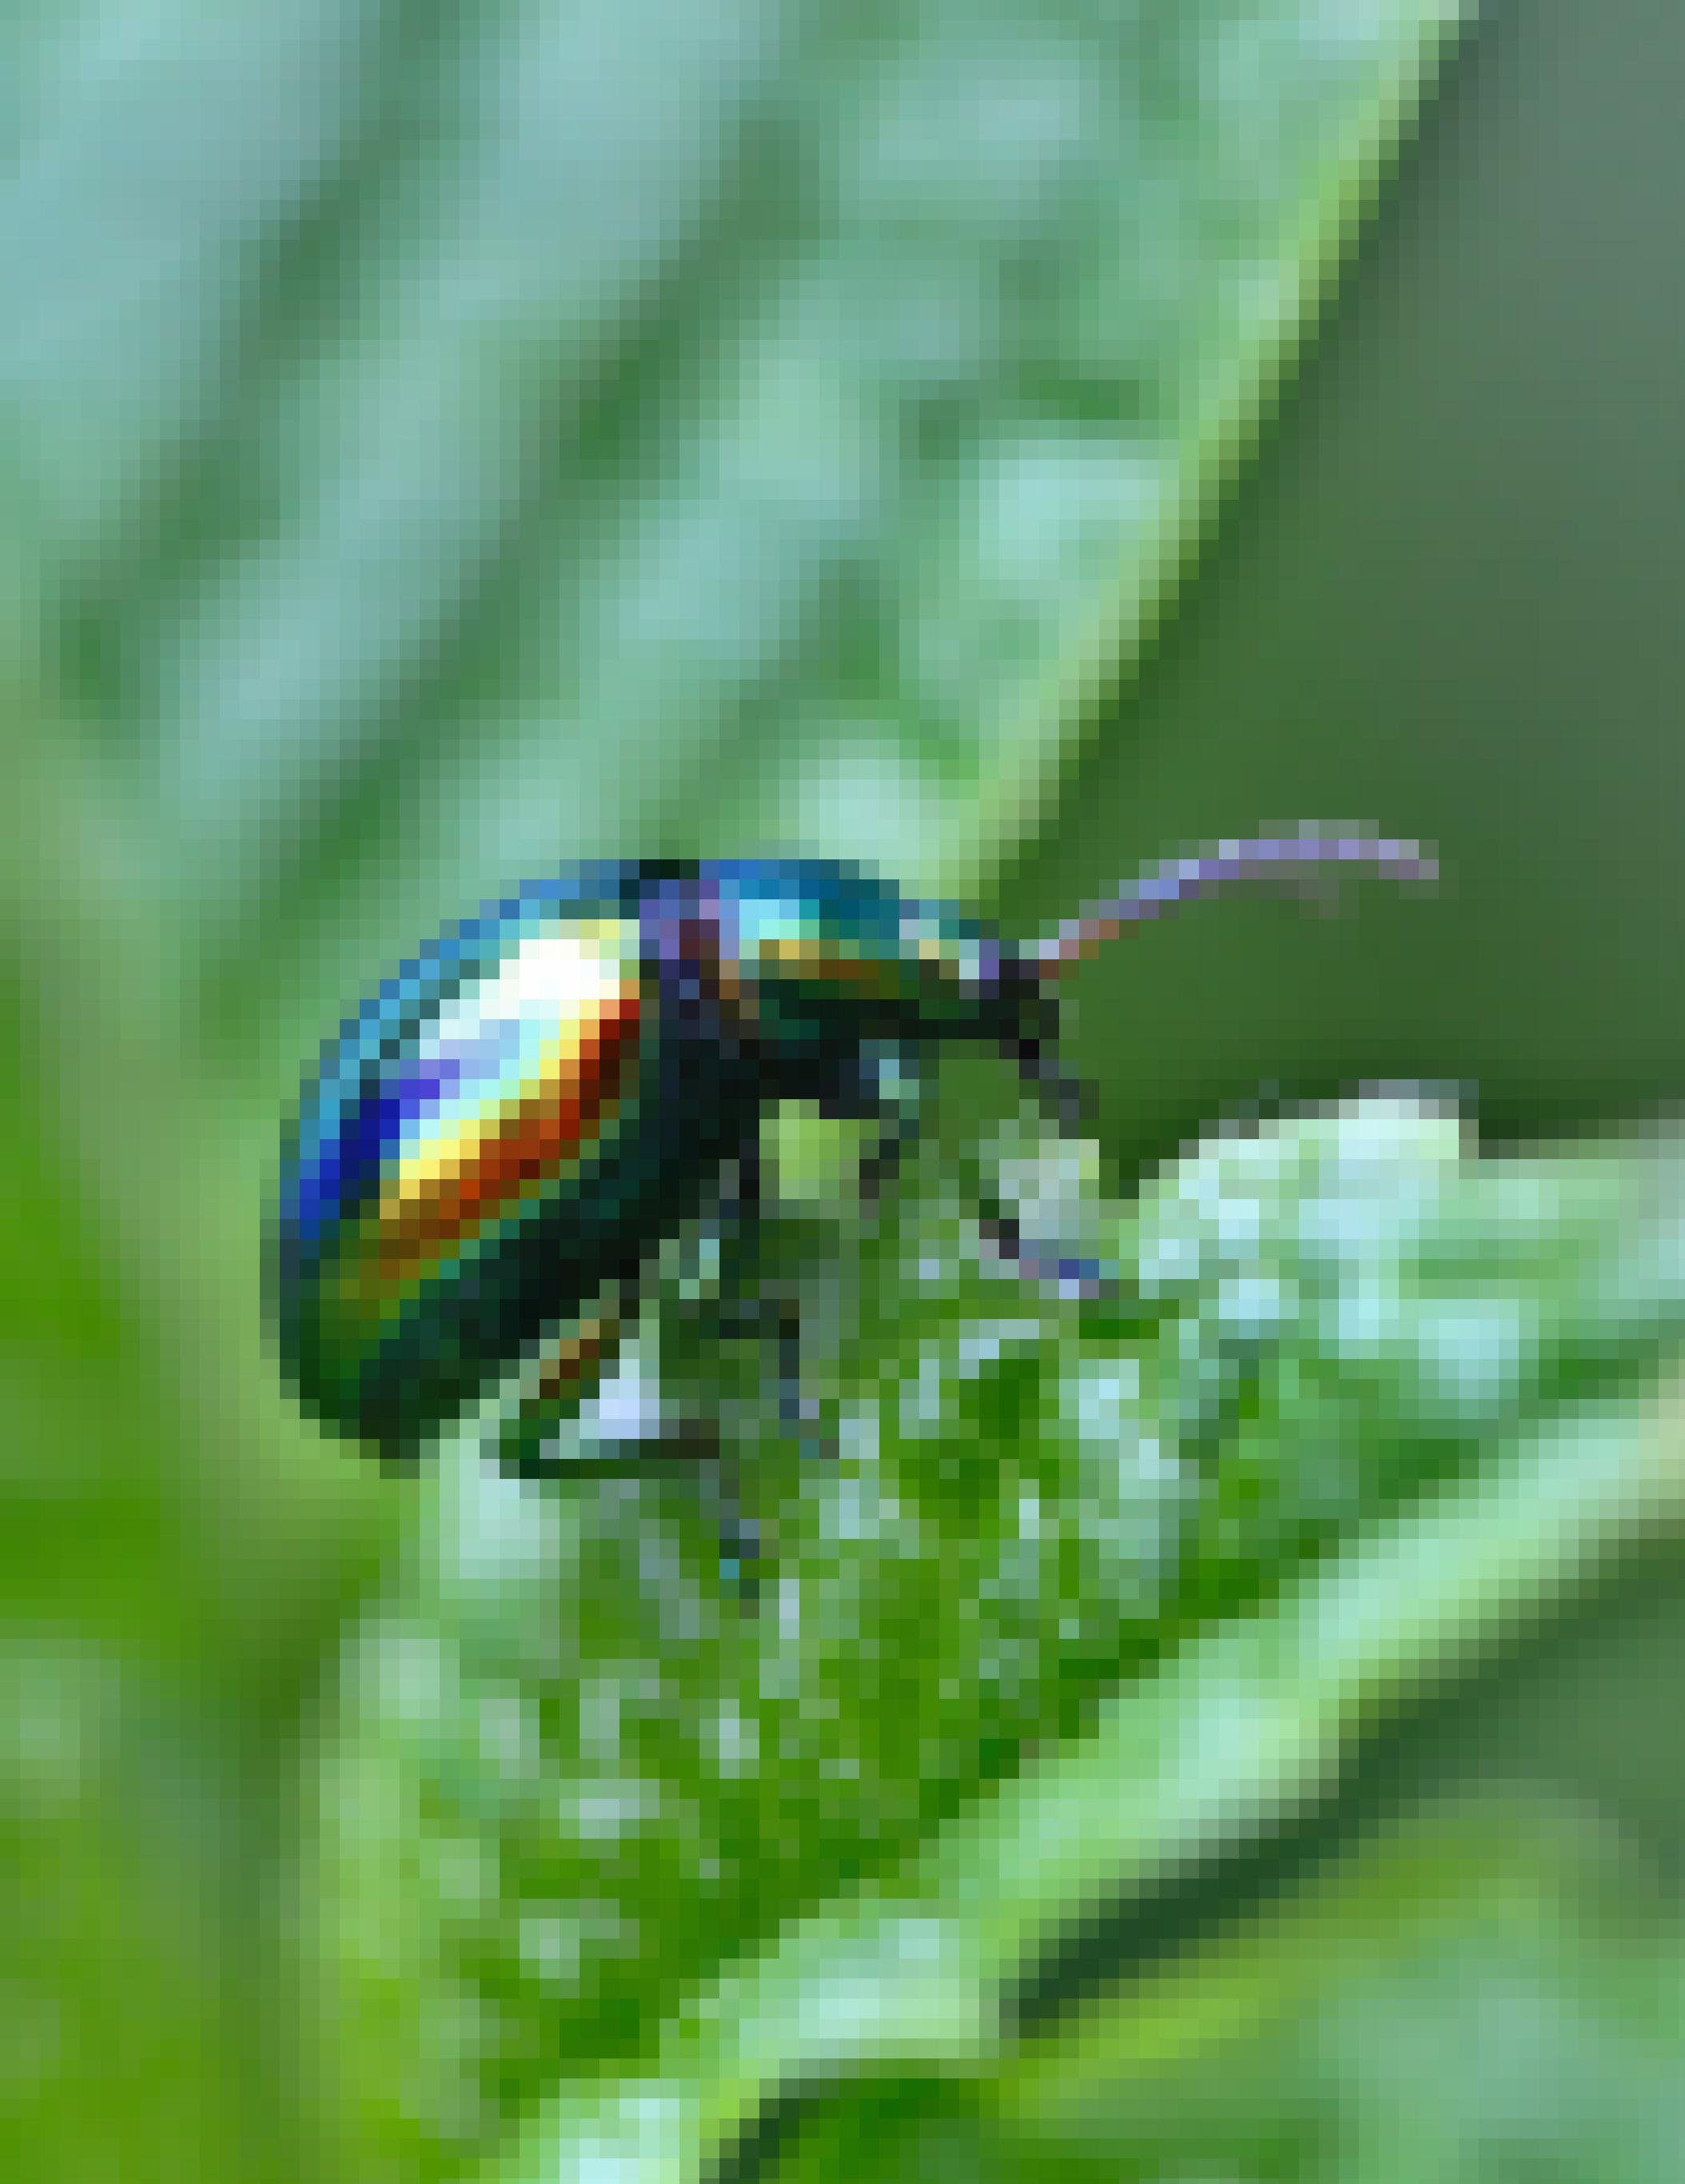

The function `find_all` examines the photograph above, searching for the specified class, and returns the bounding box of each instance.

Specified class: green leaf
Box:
[300,1097,1685,2180]
[991,1791,1685,2184]
[0,8,1473,2182]
[774,1795,1685,2184]
[0,1,1464,1073]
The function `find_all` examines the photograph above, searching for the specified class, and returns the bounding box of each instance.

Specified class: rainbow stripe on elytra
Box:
[345,919,645,1313]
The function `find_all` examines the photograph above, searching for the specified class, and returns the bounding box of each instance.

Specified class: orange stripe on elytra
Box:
[367,990,643,1289]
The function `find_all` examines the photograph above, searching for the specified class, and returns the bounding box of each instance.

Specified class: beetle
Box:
[269,833,1432,1489]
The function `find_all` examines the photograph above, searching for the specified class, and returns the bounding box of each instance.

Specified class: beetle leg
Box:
[775,1048,922,1454]
[1015,1034,1097,1138]
[844,1043,926,1207]
[710,1130,835,1463]
[975,1209,1118,1301]
[982,1035,1121,1299]
[488,1302,627,1479]
[704,1442,763,1600]
[487,1297,764,1600]
[717,1134,764,1251]
[858,1102,922,1208]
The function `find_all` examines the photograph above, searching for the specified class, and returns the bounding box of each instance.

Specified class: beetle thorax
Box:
[695,863,1013,1079]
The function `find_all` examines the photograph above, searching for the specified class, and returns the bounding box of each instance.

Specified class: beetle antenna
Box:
[1029,830,1436,975]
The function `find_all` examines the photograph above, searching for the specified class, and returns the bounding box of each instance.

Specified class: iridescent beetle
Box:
[270,835,1432,1488]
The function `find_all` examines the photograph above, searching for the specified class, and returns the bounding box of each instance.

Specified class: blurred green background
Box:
[8,3,1685,2179]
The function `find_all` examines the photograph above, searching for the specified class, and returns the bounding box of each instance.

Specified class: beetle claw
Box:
[1015,1038,1097,1138]
[977,1210,1120,1302]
